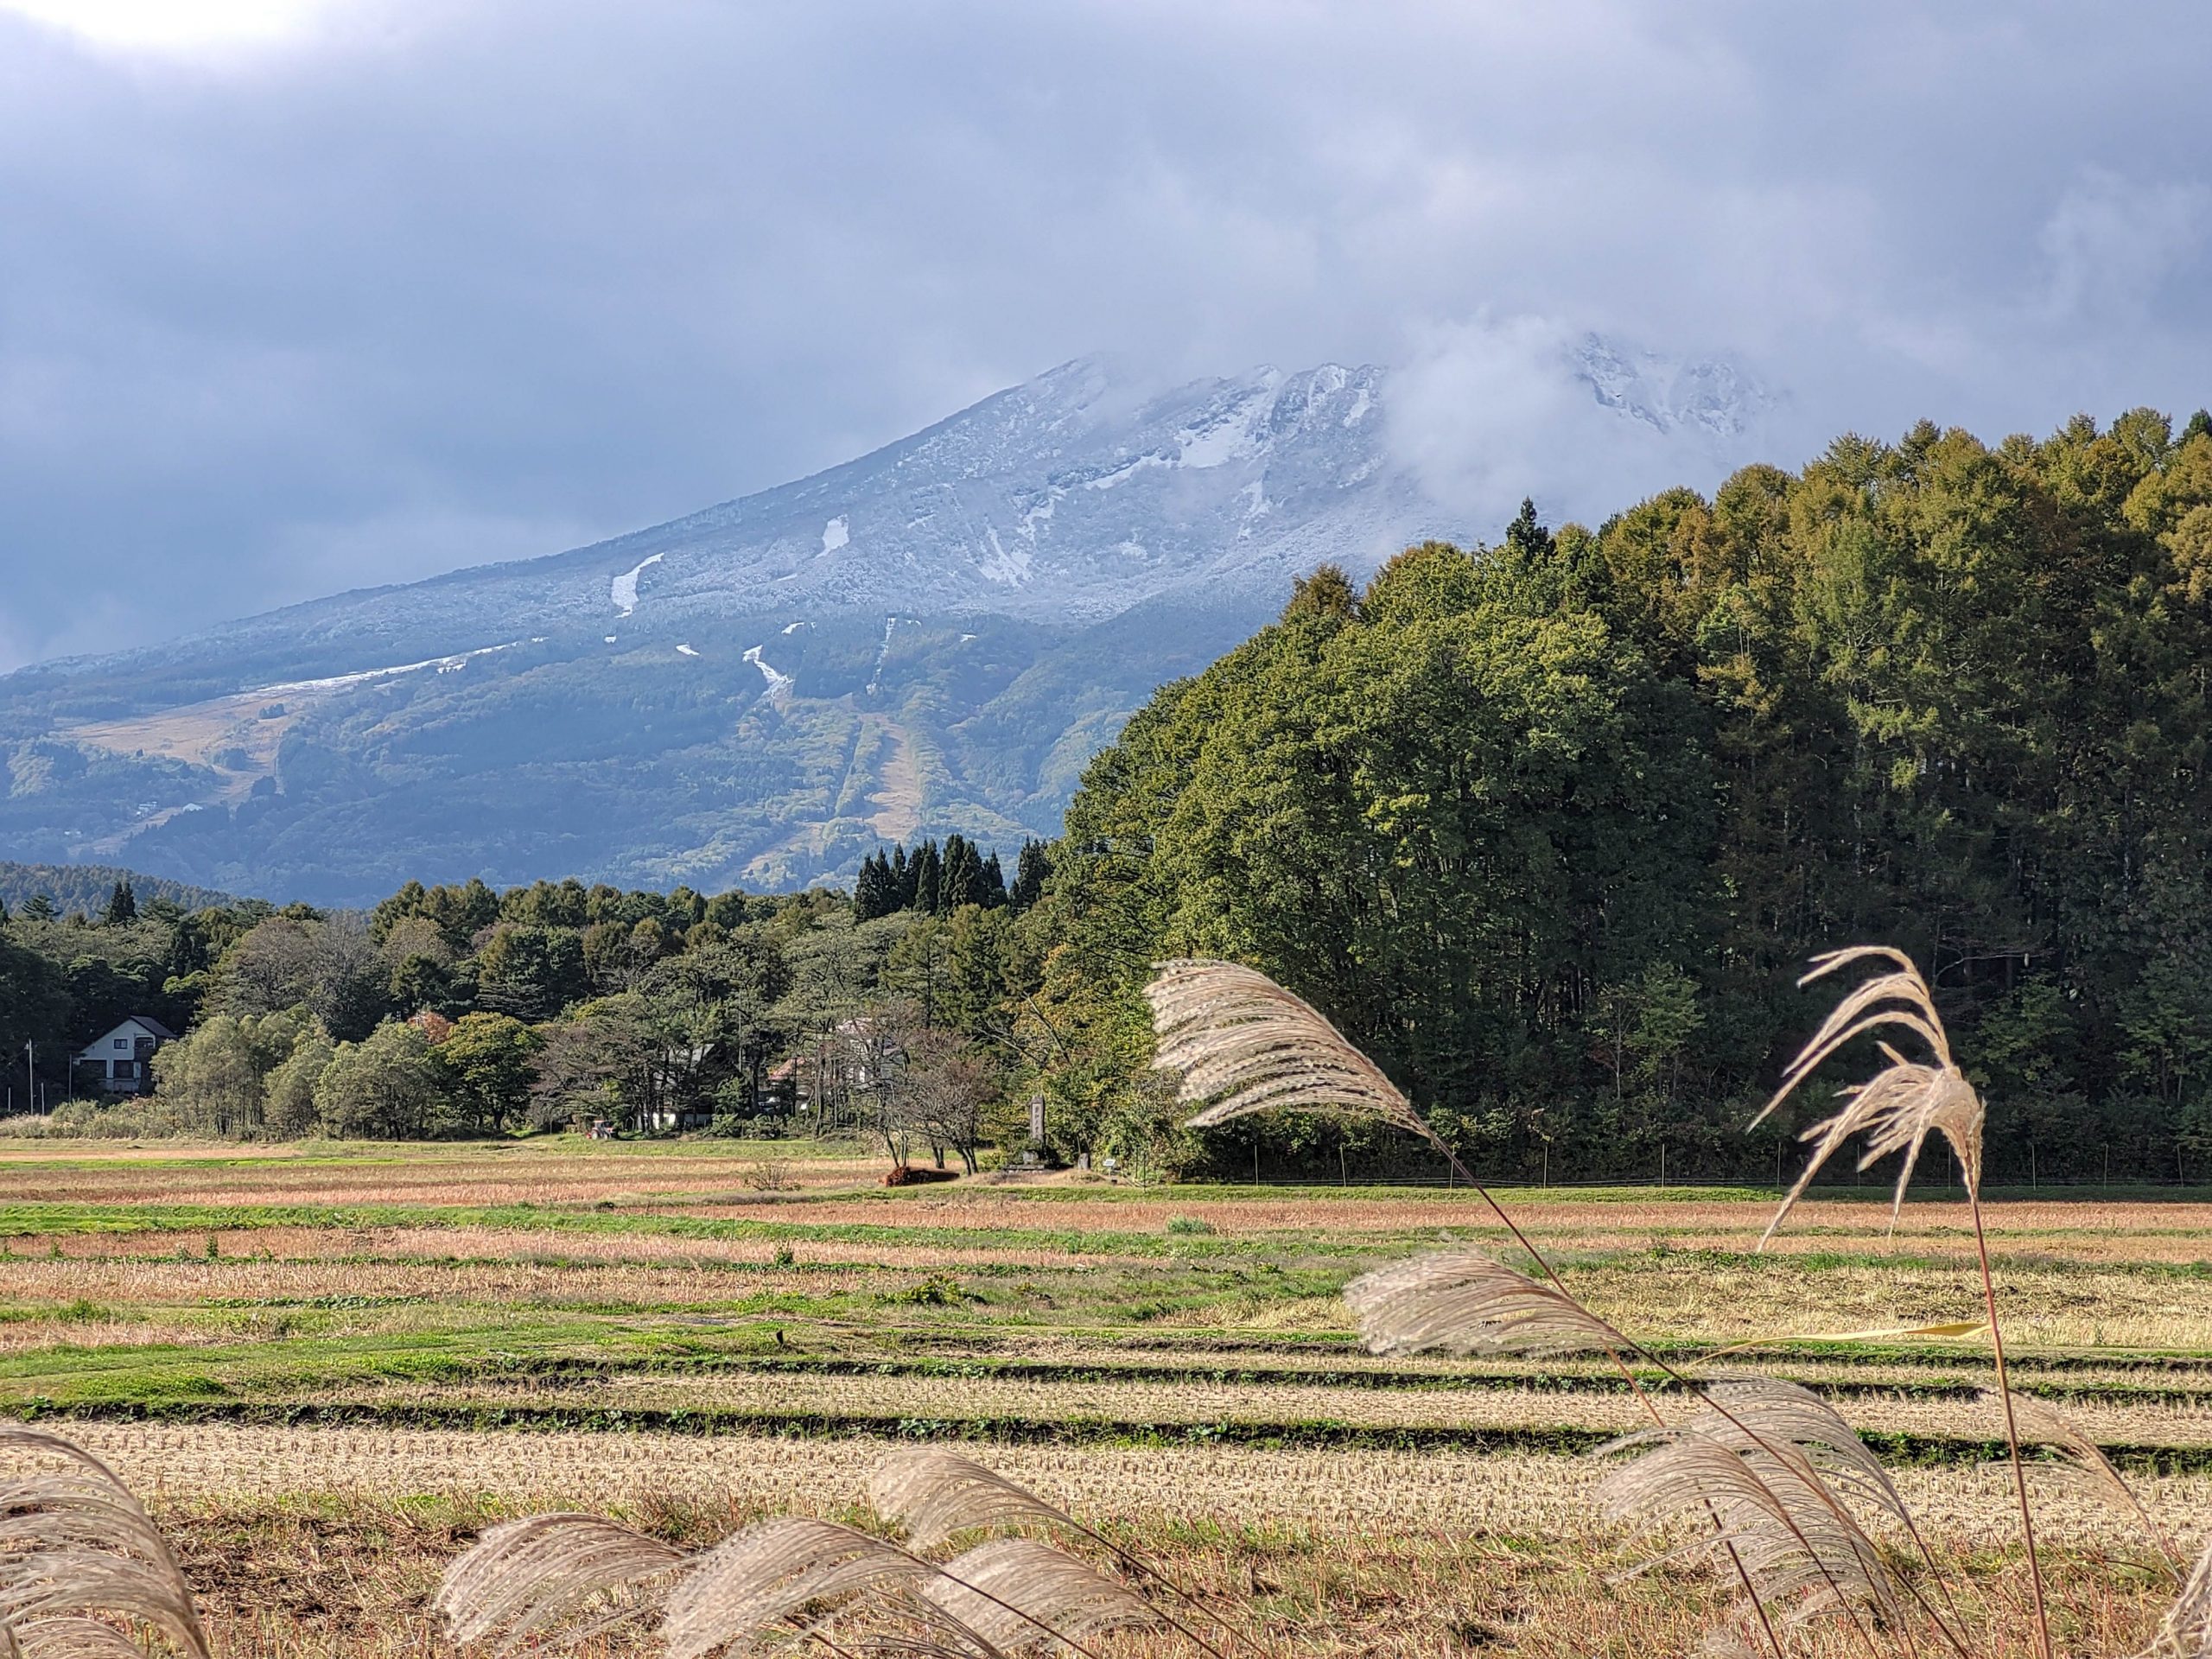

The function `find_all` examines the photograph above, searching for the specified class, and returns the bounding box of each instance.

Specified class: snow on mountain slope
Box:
[0,346,1777,901]
[1572,334,1775,444]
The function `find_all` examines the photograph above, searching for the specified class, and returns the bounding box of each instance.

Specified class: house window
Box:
[114,1039,129,1050]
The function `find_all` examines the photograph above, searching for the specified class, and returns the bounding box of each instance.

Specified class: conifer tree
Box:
[888,845,913,909]
[853,852,892,920]
[1009,840,1050,911]
[979,850,1007,908]
[942,834,983,911]
[1504,496,1554,560]
[911,840,943,914]
[103,880,137,927]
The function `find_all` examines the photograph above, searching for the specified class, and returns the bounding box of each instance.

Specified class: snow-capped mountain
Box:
[0,347,1774,902]
[581,356,1440,628]
[1572,334,1775,444]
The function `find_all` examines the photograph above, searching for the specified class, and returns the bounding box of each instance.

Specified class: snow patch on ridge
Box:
[980,525,1033,586]
[865,616,906,696]
[821,515,849,554]
[743,645,795,709]
[610,552,664,615]
[252,640,521,697]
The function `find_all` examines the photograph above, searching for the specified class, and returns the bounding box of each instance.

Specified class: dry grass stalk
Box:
[1759,947,2051,1659]
[1751,947,1985,1246]
[2139,1540,2212,1656]
[1143,959,1429,1138]
[1994,1390,2177,1572]
[868,1450,1233,1659]
[924,1539,1159,1651]
[658,1516,939,1659]
[1688,1380,1913,1531]
[432,1512,688,1652]
[0,1427,208,1659]
[1344,1249,1628,1359]
[6,1618,154,1658]
[868,1451,1082,1550]
[1595,1421,1902,1634]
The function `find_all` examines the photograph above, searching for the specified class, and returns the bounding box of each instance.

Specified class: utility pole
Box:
[22,1041,33,1117]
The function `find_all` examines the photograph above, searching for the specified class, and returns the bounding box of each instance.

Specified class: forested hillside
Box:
[1027,409,2212,1183]
[6,410,2210,1185]
[0,862,242,918]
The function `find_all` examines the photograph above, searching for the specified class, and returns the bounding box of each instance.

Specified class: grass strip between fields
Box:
[10,1393,2208,1474]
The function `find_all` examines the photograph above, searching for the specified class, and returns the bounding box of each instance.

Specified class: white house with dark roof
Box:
[73,1015,178,1096]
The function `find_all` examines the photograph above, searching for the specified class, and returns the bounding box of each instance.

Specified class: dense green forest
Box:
[6,410,2212,1184]
[1027,407,2212,1185]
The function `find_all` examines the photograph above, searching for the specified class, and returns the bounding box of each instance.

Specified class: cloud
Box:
[0,0,336,56]
[1,1,2209,669]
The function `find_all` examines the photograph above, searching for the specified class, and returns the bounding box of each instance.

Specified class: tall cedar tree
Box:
[1009,840,1051,911]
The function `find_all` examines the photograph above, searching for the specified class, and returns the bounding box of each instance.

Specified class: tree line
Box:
[0,862,1055,1173]
[6,407,2210,1185]
[1019,408,2212,1185]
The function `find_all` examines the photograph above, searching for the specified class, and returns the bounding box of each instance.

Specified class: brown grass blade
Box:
[434,1512,689,1652]
[925,1540,1159,1652]
[868,1450,1083,1550]
[10,1618,152,1659]
[0,1428,208,1659]
[658,1517,938,1659]
[1344,1249,1627,1358]
[1993,1390,2177,1569]
[2139,1537,2212,1656]
[1143,959,1429,1137]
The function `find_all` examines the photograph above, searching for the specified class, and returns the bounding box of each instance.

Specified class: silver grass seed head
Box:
[868,1451,1079,1550]
[1991,1389,2172,1563]
[433,1512,688,1653]
[658,1517,938,1659]
[925,1539,1158,1652]
[1144,959,1430,1141]
[2140,1538,2212,1656]
[1344,1249,1626,1358]
[9,1618,156,1659]
[1751,949,1986,1248]
[0,1430,207,1659]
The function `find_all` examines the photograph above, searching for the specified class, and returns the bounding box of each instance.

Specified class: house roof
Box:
[75,1015,179,1057]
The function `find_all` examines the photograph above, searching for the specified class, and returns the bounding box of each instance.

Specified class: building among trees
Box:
[72,1014,176,1096]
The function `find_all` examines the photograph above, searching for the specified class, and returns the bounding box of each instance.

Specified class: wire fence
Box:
[1120,1166,2212,1196]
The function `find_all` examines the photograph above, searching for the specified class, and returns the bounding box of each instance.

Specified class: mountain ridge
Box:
[0,345,1771,903]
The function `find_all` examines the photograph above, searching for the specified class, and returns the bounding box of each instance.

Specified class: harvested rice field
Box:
[3,1138,2209,1655]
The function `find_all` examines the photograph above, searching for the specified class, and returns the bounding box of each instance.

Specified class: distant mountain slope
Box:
[0,346,1770,905]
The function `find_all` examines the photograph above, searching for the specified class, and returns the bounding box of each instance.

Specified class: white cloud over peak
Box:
[0,1,2207,667]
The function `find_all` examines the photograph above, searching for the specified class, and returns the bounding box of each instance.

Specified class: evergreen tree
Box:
[103,880,137,927]
[911,840,943,914]
[2184,409,2212,445]
[942,834,984,911]
[1009,840,1051,911]
[853,852,893,921]
[889,844,915,909]
[979,850,1007,908]
[1504,496,1554,560]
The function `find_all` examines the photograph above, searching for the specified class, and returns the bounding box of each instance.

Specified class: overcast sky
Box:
[2,1,2208,670]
